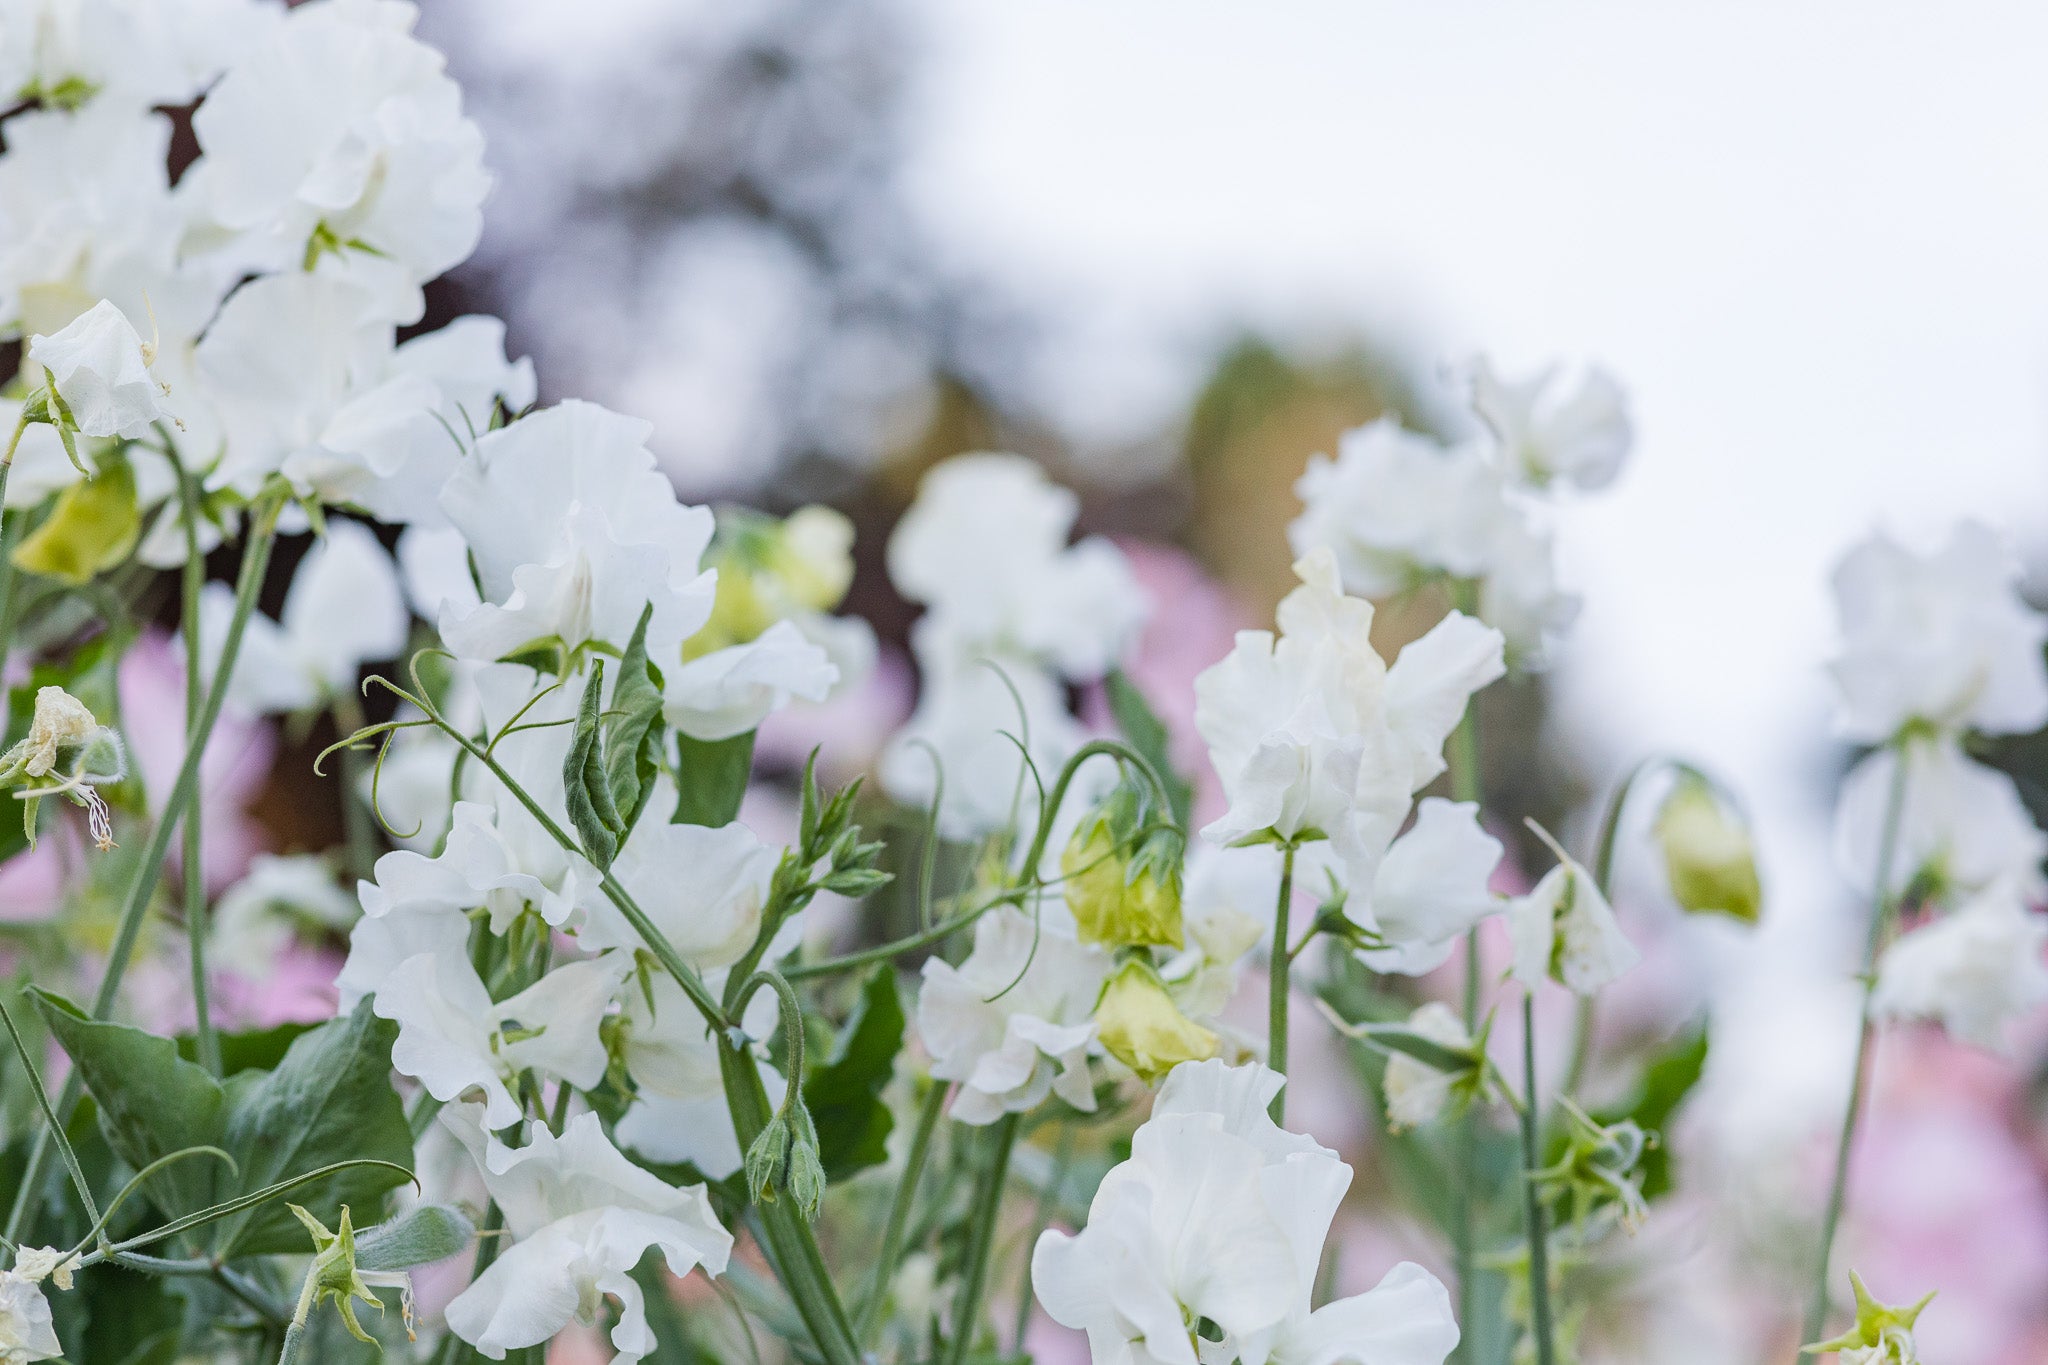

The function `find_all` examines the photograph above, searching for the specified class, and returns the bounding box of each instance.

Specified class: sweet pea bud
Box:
[1094,959,1218,1086]
[1537,1100,1651,1231]
[1802,1270,1933,1363]
[771,506,857,614]
[744,1100,828,1221]
[1654,772,1762,925]
[1062,777,1184,950]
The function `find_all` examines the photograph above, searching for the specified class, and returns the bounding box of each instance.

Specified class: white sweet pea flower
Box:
[1828,520,2048,743]
[1351,798,1505,976]
[1468,356,1632,492]
[1473,512,1580,666]
[190,0,487,322]
[197,273,442,504]
[209,853,356,979]
[438,400,715,663]
[1834,736,2048,902]
[375,951,630,1129]
[613,972,783,1180]
[578,820,775,970]
[1031,1060,1458,1365]
[664,619,838,741]
[1508,842,1639,996]
[190,518,407,714]
[918,906,1110,1125]
[1194,549,1504,870]
[0,1269,61,1363]
[0,0,266,109]
[887,452,1147,678]
[1872,882,2048,1051]
[441,1110,733,1365]
[25,298,169,439]
[1289,421,1518,598]
[1383,1002,1474,1132]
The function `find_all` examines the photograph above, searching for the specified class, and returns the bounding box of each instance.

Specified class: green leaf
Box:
[604,604,667,838]
[354,1202,475,1272]
[1591,1020,1709,1201]
[174,1020,317,1075]
[213,999,415,1256]
[802,966,906,1180]
[673,730,755,827]
[1105,669,1193,831]
[12,448,140,584]
[29,987,226,1219]
[77,1263,183,1365]
[564,659,622,868]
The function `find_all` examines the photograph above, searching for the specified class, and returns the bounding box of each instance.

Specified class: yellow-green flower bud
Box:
[1062,777,1184,949]
[1654,772,1762,925]
[686,505,859,662]
[1094,959,1218,1086]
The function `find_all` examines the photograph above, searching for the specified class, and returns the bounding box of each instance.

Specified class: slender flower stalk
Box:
[1801,744,1911,1350]
[6,486,286,1245]
[942,1111,1021,1365]
[858,1079,949,1344]
[1267,840,1298,1123]
[173,452,220,1077]
[1518,992,1558,1365]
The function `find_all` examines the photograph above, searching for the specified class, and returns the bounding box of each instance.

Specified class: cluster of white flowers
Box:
[1032,1060,1459,1365]
[1289,358,1631,664]
[1828,520,2048,1050]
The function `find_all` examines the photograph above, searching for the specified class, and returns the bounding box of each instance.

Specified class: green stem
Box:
[5,488,284,1245]
[174,453,219,1077]
[1267,841,1298,1124]
[1801,744,1911,1351]
[0,410,28,678]
[1447,576,1485,1362]
[1560,758,1660,1101]
[1518,993,1557,1365]
[942,1112,1021,1365]
[719,1041,862,1365]
[858,1078,949,1345]
[333,693,377,883]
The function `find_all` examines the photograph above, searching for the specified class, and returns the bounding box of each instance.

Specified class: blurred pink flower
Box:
[120,630,276,893]
[211,946,344,1030]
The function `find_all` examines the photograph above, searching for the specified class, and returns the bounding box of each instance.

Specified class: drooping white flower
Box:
[438,400,715,663]
[1289,421,1518,599]
[442,1109,732,1365]
[1194,549,1504,873]
[190,0,487,321]
[375,951,630,1129]
[190,517,407,714]
[1351,798,1504,976]
[887,452,1147,678]
[1834,736,2047,902]
[1828,521,2048,743]
[1508,847,1639,996]
[917,906,1110,1125]
[25,298,168,439]
[1469,356,1632,492]
[1031,1060,1458,1365]
[1872,882,2048,1051]
[209,853,357,979]
[0,1269,61,1363]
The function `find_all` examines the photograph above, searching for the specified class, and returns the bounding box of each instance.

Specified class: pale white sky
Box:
[897,0,2048,969]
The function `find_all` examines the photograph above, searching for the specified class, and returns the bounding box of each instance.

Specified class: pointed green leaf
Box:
[28,986,226,1219]
[213,998,414,1256]
[802,966,906,1180]
[673,730,755,827]
[564,659,622,867]
[604,603,667,837]
[1105,669,1193,831]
